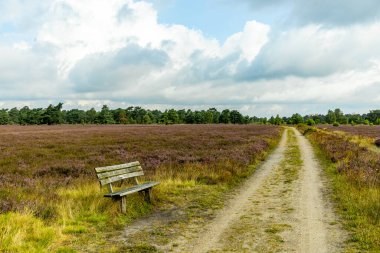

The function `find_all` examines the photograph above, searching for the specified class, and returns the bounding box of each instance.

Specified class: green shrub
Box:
[306,119,315,126]
[332,122,340,127]
[303,127,316,136]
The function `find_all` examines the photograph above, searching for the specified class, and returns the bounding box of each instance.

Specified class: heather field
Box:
[0,124,280,252]
[318,124,380,138]
[300,125,380,251]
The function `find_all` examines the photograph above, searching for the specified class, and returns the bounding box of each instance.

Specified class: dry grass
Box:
[300,125,380,251]
[302,126,380,186]
[318,124,380,138]
[0,124,281,252]
[0,124,279,213]
[0,212,56,253]
[317,125,380,154]
[216,129,302,253]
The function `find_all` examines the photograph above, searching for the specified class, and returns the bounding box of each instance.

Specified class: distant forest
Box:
[0,103,379,126]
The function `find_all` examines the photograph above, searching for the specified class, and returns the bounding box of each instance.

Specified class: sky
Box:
[0,0,380,117]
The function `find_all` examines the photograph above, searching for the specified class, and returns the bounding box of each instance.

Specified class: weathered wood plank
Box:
[95,161,140,173]
[104,181,160,197]
[95,161,159,212]
[107,183,113,193]
[99,171,145,186]
[121,196,127,213]
[96,166,143,179]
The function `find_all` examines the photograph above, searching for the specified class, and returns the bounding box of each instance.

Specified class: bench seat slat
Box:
[95,161,140,173]
[104,181,160,198]
[97,166,142,180]
[99,171,144,186]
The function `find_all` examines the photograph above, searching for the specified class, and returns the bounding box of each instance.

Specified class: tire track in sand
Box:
[178,127,346,253]
[294,127,345,253]
[177,129,288,252]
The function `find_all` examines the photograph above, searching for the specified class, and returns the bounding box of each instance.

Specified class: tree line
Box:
[0,103,253,125]
[282,108,380,126]
[0,103,378,126]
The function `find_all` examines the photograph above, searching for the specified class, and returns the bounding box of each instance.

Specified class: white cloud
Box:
[36,0,223,76]
[0,0,380,117]
[12,41,31,50]
[33,0,273,78]
[237,23,380,80]
[222,21,270,62]
[0,45,61,99]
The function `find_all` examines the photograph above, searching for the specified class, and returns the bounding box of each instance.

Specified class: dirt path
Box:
[180,128,289,252]
[178,127,346,252]
[294,128,345,252]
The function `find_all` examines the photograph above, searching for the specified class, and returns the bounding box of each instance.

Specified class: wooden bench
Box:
[95,161,159,213]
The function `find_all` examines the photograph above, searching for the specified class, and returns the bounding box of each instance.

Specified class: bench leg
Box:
[120,196,127,213]
[144,188,152,203]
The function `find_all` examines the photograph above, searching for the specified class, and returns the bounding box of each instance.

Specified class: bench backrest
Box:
[95,161,143,192]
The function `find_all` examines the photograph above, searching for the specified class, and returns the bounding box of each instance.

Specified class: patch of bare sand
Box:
[293,128,346,253]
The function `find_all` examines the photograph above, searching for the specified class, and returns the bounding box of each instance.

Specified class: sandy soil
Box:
[178,127,346,253]
[178,129,289,252]
[120,127,347,252]
[293,128,345,253]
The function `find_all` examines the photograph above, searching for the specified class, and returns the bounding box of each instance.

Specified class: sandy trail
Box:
[295,128,329,252]
[293,128,345,253]
[179,127,346,253]
[179,129,289,252]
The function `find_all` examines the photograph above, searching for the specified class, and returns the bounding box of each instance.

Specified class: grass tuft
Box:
[301,126,380,251]
[0,212,56,253]
[0,124,281,251]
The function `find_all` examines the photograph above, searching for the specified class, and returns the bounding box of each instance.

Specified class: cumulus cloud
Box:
[69,44,169,92]
[0,44,61,100]
[222,21,270,62]
[37,0,271,104]
[237,23,380,80]
[0,0,50,31]
[0,0,380,116]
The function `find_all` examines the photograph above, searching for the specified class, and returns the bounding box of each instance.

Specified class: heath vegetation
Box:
[319,124,380,139]
[300,125,380,251]
[0,124,281,252]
